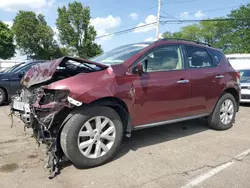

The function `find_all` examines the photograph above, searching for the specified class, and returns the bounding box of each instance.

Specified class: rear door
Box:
[131,44,192,126]
[184,45,221,115]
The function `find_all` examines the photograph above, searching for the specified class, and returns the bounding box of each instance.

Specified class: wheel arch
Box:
[55,96,132,157]
[222,87,240,111]
[89,97,132,137]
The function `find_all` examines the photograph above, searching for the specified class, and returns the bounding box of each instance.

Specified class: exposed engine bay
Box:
[10,57,106,178]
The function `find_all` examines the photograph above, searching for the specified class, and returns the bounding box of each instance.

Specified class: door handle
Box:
[177,79,189,84]
[215,75,224,79]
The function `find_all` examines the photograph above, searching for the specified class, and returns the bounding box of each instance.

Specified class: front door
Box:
[130,45,192,126]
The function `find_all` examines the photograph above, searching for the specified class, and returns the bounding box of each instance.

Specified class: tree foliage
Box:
[12,11,65,60]
[0,21,15,59]
[56,1,102,58]
[163,4,250,53]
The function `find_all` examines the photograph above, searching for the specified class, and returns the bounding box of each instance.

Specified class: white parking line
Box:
[181,149,250,188]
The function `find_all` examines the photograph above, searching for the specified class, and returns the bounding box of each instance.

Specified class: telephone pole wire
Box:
[156,0,162,39]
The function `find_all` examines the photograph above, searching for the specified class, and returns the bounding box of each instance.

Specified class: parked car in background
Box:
[238,69,250,103]
[0,62,25,74]
[11,39,240,176]
[0,60,44,105]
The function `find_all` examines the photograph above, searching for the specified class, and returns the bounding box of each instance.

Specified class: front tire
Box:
[0,88,6,106]
[60,106,123,168]
[208,93,236,130]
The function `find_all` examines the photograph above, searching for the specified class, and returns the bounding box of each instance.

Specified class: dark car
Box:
[11,39,240,176]
[0,61,44,105]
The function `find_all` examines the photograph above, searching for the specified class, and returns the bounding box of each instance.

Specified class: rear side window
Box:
[209,49,223,65]
[185,45,213,68]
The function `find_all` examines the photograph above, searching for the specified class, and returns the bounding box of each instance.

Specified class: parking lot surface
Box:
[0,105,250,188]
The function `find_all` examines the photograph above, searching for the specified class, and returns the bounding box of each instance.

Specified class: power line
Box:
[160,10,182,21]
[160,5,241,19]
[161,18,250,24]
[96,22,157,39]
[96,18,250,39]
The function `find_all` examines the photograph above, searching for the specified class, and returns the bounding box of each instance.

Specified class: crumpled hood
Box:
[42,67,116,102]
[22,56,109,88]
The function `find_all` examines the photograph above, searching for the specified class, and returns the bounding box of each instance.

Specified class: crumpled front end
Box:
[11,86,77,178]
[10,56,118,178]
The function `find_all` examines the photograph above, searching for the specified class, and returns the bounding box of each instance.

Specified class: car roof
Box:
[153,38,222,52]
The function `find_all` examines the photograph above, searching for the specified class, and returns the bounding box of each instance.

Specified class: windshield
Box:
[89,43,151,65]
[239,70,250,80]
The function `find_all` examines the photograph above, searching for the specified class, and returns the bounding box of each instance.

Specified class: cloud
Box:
[95,29,113,43]
[134,15,157,33]
[91,15,121,31]
[0,0,55,12]
[3,21,13,28]
[194,10,205,18]
[129,12,138,20]
[180,11,189,18]
[144,37,156,42]
[91,15,121,41]
[144,33,163,42]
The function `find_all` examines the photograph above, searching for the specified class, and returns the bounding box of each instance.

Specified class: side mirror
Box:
[133,60,147,76]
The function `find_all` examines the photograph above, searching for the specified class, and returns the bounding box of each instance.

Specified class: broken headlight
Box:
[39,89,69,105]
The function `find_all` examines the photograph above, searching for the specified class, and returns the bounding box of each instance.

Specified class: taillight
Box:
[236,71,241,79]
[236,71,241,84]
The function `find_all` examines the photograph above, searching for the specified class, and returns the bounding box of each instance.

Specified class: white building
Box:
[226,54,250,70]
[0,60,24,71]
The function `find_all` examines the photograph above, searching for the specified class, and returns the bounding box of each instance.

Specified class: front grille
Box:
[241,94,250,99]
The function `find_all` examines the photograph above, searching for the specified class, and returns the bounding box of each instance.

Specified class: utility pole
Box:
[156,0,162,39]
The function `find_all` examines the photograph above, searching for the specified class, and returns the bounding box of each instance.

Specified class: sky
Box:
[0,0,249,60]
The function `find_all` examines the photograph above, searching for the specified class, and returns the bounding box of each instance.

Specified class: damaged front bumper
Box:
[11,87,79,178]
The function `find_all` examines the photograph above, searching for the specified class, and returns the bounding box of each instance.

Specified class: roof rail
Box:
[160,38,211,47]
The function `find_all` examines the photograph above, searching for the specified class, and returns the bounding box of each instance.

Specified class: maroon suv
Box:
[11,39,241,176]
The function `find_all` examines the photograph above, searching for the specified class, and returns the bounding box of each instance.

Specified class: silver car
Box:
[239,69,250,103]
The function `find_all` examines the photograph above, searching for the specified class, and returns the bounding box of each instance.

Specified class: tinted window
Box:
[185,45,213,68]
[139,45,184,72]
[209,49,223,64]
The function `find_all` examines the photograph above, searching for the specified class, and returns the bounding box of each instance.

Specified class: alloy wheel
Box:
[220,99,234,125]
[78,116,116,159]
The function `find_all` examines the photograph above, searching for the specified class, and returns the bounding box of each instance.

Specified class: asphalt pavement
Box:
[0,104,250,188]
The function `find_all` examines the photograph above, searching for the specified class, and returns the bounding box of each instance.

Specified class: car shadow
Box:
[113,118,209,161]
[56,118,210,175]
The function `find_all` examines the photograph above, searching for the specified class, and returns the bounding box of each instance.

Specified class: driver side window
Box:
[140,45,184,72]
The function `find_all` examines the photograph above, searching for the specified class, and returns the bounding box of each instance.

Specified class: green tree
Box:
[12,11,64,60]
[56,1,103,58]
[163,25,201,41]
[162,4,250,53]
[226,4,250,53]
[0,21,15,59]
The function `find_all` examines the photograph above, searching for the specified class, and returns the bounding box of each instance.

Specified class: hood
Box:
[22,56,109,88]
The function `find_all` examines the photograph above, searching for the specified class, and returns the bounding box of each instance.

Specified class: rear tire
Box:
[0,88,6,106]
[208,93,236,130]
[60,106,123,168]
